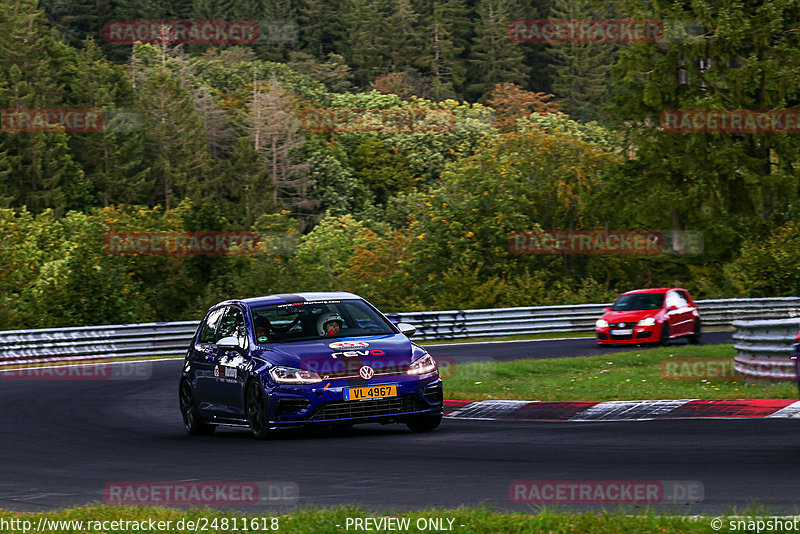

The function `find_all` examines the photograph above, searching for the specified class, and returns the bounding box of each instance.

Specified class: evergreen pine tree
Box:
[548,0,618,122]
[414,0,471,100]
[468,0,528,100]
[135,65,212,209]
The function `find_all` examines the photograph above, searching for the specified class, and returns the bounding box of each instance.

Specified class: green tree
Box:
[349,138,417,206]
[292,214,376,290]
[548,0,619,123]
[65,39,150,206]
[609,0,800,260]
[337,0,387,87]
[468,0,528,100]
[724,221,800,297]
[296,0,343,57]
[135,62,212,209]
[415,0,471,100]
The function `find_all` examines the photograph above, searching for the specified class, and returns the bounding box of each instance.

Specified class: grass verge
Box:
[421,328,733,345]
[0,504,744,533]
[443,344,798,401]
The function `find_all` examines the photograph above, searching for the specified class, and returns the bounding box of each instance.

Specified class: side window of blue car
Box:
[217,307,247,347]
[198,307,225,344]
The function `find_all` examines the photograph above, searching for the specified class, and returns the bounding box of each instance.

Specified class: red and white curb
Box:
[443,399,800,421]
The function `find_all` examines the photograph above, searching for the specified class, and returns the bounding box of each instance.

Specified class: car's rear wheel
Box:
[246,380,272,439]
[689,319,702,345]
[406,413,442,432]
[659,323,670,346]
[179,380,215,435]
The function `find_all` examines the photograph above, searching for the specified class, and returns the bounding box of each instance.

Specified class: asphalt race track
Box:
[424,330,734,362]
[4,331,800,515]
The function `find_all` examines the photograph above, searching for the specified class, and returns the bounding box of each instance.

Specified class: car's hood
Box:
[602,309,660,323]
[255,334,424,379]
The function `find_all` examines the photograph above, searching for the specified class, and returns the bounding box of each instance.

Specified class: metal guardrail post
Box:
[732,318,800,381]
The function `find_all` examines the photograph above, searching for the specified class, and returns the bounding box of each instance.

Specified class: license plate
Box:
[611,329,633,335]
[344,384,397,401]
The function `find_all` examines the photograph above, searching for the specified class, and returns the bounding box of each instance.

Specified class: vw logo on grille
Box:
[359,366,374,380]
[619,323,625,327]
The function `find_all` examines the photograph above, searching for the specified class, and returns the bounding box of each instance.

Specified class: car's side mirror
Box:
[396,323,416,337]
[216,336,242,349]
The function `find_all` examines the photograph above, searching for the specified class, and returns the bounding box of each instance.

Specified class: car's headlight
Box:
[269,366,322,384]
[596,319,609,329]
[637,317,656,326]
[408,354,437,375]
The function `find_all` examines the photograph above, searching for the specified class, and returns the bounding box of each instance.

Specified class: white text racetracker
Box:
[338,516,464,531]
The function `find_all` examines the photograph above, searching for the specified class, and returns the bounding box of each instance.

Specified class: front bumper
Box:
[264,373,443,426]
[596,325,658,344]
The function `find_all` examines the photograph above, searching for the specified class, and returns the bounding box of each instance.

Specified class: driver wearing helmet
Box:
[317,312,344,336]
[253,315,270,341]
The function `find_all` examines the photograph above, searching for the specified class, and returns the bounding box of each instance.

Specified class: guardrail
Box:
[732,318,800,381]
[393,297,800,340]
[1,297,799,366]
[0,321,200,367]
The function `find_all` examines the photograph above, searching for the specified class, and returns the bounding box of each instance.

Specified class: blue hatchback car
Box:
[179,292,443,438]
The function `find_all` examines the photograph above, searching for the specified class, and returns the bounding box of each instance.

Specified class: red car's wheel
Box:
[689,319,702,345]
[659,323,670,346]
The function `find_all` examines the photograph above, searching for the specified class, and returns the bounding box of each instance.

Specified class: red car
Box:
[595,288,701,346]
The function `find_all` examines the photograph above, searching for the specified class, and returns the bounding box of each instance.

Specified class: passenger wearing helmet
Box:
[317,312,344,336]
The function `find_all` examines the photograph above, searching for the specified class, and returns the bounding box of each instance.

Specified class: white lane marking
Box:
[447,400,533,420]
[569,399,696,421]
[767,400,800,418]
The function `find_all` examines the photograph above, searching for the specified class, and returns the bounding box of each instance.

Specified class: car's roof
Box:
[622,287,686,295]
[229,292,361,308]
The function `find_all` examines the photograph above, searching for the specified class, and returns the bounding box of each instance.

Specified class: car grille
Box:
[610,333,633,340]
[306,395,429,421]
[318,365,406,380]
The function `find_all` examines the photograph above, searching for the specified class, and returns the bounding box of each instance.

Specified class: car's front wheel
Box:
[179,380,216,435]
[246,380,272,439]
[659,323,670,346]
[406,413,442,432]
[689,319,702,345]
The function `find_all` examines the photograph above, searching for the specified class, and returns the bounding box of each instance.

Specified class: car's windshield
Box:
[250,299,396,344]
[610,293,664,311]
